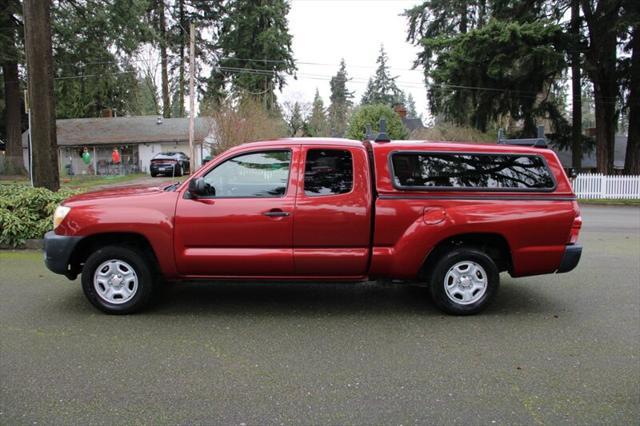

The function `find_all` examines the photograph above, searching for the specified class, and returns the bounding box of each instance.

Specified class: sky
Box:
[281,0,428,118]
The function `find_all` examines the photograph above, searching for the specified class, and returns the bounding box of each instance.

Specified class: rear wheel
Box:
[429,247,499,315]
[175,164,183,177]
[81,245,155,314]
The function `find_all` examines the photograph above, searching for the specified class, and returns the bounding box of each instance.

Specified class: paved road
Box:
[1,206,638,425]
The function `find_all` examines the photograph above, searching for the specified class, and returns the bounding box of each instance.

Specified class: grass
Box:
[578,198,640,206]
[60,173,148,191]
[0,173,148,192]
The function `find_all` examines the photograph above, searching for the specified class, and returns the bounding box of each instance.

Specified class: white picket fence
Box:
[572,173,640,199]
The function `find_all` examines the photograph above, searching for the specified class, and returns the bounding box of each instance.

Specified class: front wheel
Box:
[81,245,155,314]
[429,247,499,315]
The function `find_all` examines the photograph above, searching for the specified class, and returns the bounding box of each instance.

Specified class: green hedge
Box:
[0,185,79,247]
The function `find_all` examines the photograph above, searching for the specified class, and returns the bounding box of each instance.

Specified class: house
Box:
[393,103,426,133]
[22,116,215,176]
[554,135,628,172]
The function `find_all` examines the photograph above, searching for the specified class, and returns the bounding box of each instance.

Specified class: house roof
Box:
[554,135,627,169]
[402,117,425,132]
[22,116,214,148]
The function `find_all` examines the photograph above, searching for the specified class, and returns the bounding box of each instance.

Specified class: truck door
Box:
[293,145,372,276]
[174,148,298,276]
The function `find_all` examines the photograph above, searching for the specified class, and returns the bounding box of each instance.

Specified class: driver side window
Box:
[203,150,291,198]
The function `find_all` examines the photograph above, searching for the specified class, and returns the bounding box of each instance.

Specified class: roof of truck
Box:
[237,138,552,156]
[370,140,552,154]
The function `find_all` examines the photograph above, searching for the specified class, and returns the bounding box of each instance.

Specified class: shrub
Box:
[346,104,409,141]
[209,97,288,155]
[410,123,496,142]
[0,185,79,247]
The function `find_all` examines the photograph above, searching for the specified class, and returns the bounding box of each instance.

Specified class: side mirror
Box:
[188,177,206,197]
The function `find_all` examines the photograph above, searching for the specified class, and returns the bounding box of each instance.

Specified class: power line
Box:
[51,61,621,103]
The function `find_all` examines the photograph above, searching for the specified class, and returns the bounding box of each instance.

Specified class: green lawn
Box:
[0,173,148,191]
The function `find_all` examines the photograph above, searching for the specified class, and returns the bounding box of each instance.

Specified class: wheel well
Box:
[69,232,160,275]
[421,233,512,277]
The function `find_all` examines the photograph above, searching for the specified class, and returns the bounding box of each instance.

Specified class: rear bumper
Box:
[150,163,177,174]
[44,231,82,278]
[557,244,582,273]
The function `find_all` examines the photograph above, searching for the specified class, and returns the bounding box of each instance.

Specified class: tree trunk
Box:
[593,77,617,174]
[582,0,619,174]
[625,23,639,174]
[23,0,59,191]
[478,0,486,27]
[2,61,25,175]
[459,0,468,33]
[570,0,583,170]
[159,0,170,118]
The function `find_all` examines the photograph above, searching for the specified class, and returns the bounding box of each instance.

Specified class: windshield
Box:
[153,152,180,159]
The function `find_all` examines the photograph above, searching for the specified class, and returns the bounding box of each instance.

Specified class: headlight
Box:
[53,205,71,229]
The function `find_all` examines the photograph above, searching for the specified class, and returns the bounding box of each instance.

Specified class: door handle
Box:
[263,209,290,217]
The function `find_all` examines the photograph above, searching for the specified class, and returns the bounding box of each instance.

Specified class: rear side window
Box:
[391,152,555,190]
[304,149,353,196]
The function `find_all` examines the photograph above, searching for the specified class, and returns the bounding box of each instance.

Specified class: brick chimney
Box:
[393,103,407,119]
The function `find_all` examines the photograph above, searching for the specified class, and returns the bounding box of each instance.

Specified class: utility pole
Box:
[188,22,196,172]
[23,0,59,191]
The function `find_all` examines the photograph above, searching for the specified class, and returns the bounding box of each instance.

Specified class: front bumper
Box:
[44,231,82,278]
[557,244,582,273]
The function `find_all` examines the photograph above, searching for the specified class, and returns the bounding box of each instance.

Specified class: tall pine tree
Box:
[52,0,150,118]
[327,59,353,137]
[307,88,328,136]
[405,93,418,118]
[216,0,296,110]
[361,46,403,107]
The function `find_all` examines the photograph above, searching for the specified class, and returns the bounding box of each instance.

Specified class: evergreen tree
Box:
[284,101,305,137]
[405,93,418,118]
[129,74,160,116]
[406,2,571,137]
[52,0,151,118]
[216,0,296,110]
[327,59,353,137]
[425,20,567,134]
[307,88,328,136]
[361,46,402,107]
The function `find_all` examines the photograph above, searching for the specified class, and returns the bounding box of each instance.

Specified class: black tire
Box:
[175,164,183,177]
[428,247,499,315]
[81,245,155,314]
[150,171,157,177]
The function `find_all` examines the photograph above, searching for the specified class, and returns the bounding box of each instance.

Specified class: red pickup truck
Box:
[44,138,582,315]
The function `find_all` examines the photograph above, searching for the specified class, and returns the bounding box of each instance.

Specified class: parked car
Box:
[44,137,582,315]
[149,152,190,177]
